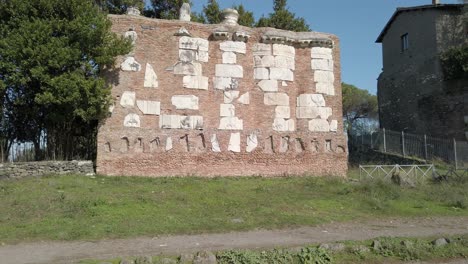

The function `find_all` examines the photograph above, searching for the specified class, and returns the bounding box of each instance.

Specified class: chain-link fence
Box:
[350,128,468,169]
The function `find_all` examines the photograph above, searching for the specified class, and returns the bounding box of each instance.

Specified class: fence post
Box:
[453,138,458,170]
[383,128,387,153]
[402,131,406,157]
[424,134,428,163]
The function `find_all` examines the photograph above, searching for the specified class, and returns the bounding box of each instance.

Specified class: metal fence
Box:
[350,128,468,169]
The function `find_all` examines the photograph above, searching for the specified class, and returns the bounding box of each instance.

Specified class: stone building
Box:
[376,1,467,140]
[96,8,347,177]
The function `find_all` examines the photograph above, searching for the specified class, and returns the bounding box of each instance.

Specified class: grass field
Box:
[0,169,467,243]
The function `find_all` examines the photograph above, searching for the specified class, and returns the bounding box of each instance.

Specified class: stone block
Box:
[215,64,243,78]
[160,115,181,129]
[222,52,237,64]
[314,70,334,83]
[210,134,221,152]
[273,118,295,132]
[179,50,197,62]
[311,47,333,59]
[183,75,208,90]
[120,91,136,108]
[309,119,330,132]
[254,55,275,68]
[275,56,295,70]
[197,51,209,62]
[264,93,289,106]
[171,95,199,110]
[179,36,209,52]
[121,57,141,71]
[165,137,173,151]
[246,133,258,153]
[124,30,137,45]
[228,133,241,153]
[297,94,326,107]
[258,79,278,92]
[224,91,240,103]
[253,43,272,56]
[181,116,204,130]
[273,44,295,57]
[213,77,232,90]
[173,62,202,76]
[237,92,250,105]
[220,104,235,117]
[316,82,335,96]
[330,120,338,132]
[296,106,332,119]
[220,41,246,54]
[219,117,243,130]
[269,68,294,81]
[282,81,288,86]
[254,68,270,80]
[275,106,290,119]
[311,59,333,71]
[144,63,158,88]
[137,100,161,115]
[123,113,140,128]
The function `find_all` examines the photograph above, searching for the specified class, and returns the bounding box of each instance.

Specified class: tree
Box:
[95,0,144,14]
[146,0,191,19]
[342,83,378,135]
[0,0,132,160]
[202,1,255,27]
[234,4,255,27]
[256,0,310,32]
[440,44,468,81]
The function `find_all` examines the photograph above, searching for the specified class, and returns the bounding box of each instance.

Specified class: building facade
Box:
[96,9,348,177]
[377,3,467,140]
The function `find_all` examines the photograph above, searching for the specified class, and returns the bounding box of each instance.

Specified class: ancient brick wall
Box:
[96,14,348,177]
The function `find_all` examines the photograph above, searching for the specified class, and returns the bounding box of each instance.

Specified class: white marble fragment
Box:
[137,100,160,115]
[311,59,333,71]
[120,91,136,108]
[179,3,191,21]
[121,57,141,71]
[275,56,295,70]
[144,63,158,88]
[237,92,250,105]
[179,36,209,52]
[181,116,204,130]
[160,115,181,129]
[309,119,330,132]
[273,118,295,132]
[171,95,199,110]
[254,55,275,68]
[264,93,289,106]
[311,47,333,60]
[258,80,278,92]
[210,134,221,152]
[330,120,338,132]
[215,64,243,78]
[220,41,246,54]
[297,94,326,107]
[197,51,209,62]
[254,68,270,80]
[165,137,173,151]
[124,30,137,45]
[179,50,197,62]
[253,43,272,56]
[296,106,332,119]
[282,81,288,87]
[228,132,241,152]
[224,91,240,103]
[123,113,140,128]
[222,52,237,64]
[173,62,202,76]
[213,77,232,90]
[316,82,335,96]
[220,104,235,117]
[246,133,258,153]
[280,137,289,153]
[272,44,295,57]
[219,117,243,130]
[108,103,115,113]
[314,70,334,83]
[183,75,209,90]
[275,106,290,119]
[269,68,294,81]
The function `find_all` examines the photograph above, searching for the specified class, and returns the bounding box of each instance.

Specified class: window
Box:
[401,33,409,52]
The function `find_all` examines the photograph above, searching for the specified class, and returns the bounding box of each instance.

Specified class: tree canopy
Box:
[342,83,378,134]
[95,0,144,14]
[0,0,131,160]
[256,0,310,32]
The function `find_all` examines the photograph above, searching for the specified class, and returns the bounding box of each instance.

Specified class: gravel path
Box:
[1,216,468,264]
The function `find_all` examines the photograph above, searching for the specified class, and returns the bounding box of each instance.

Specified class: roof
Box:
[376,4,464,43]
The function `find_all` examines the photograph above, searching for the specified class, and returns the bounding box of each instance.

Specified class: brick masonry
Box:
[96,14,348,177]
[0,161,94,179]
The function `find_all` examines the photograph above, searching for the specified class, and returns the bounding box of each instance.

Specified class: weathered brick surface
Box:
[97,15,348,177]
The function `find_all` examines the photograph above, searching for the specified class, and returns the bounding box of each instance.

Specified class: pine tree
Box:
[256,0,310,32]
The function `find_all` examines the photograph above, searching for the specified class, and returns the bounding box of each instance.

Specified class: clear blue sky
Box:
[150,0,460,94]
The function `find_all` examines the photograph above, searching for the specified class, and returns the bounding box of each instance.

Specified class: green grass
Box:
[0,169,467,243]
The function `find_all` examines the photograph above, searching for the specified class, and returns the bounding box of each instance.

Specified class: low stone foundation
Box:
[0,160,94,179]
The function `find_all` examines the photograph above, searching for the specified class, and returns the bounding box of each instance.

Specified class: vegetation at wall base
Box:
[0,170,467,243]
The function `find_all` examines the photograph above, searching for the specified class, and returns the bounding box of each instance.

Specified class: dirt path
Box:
[1,216,468,264]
